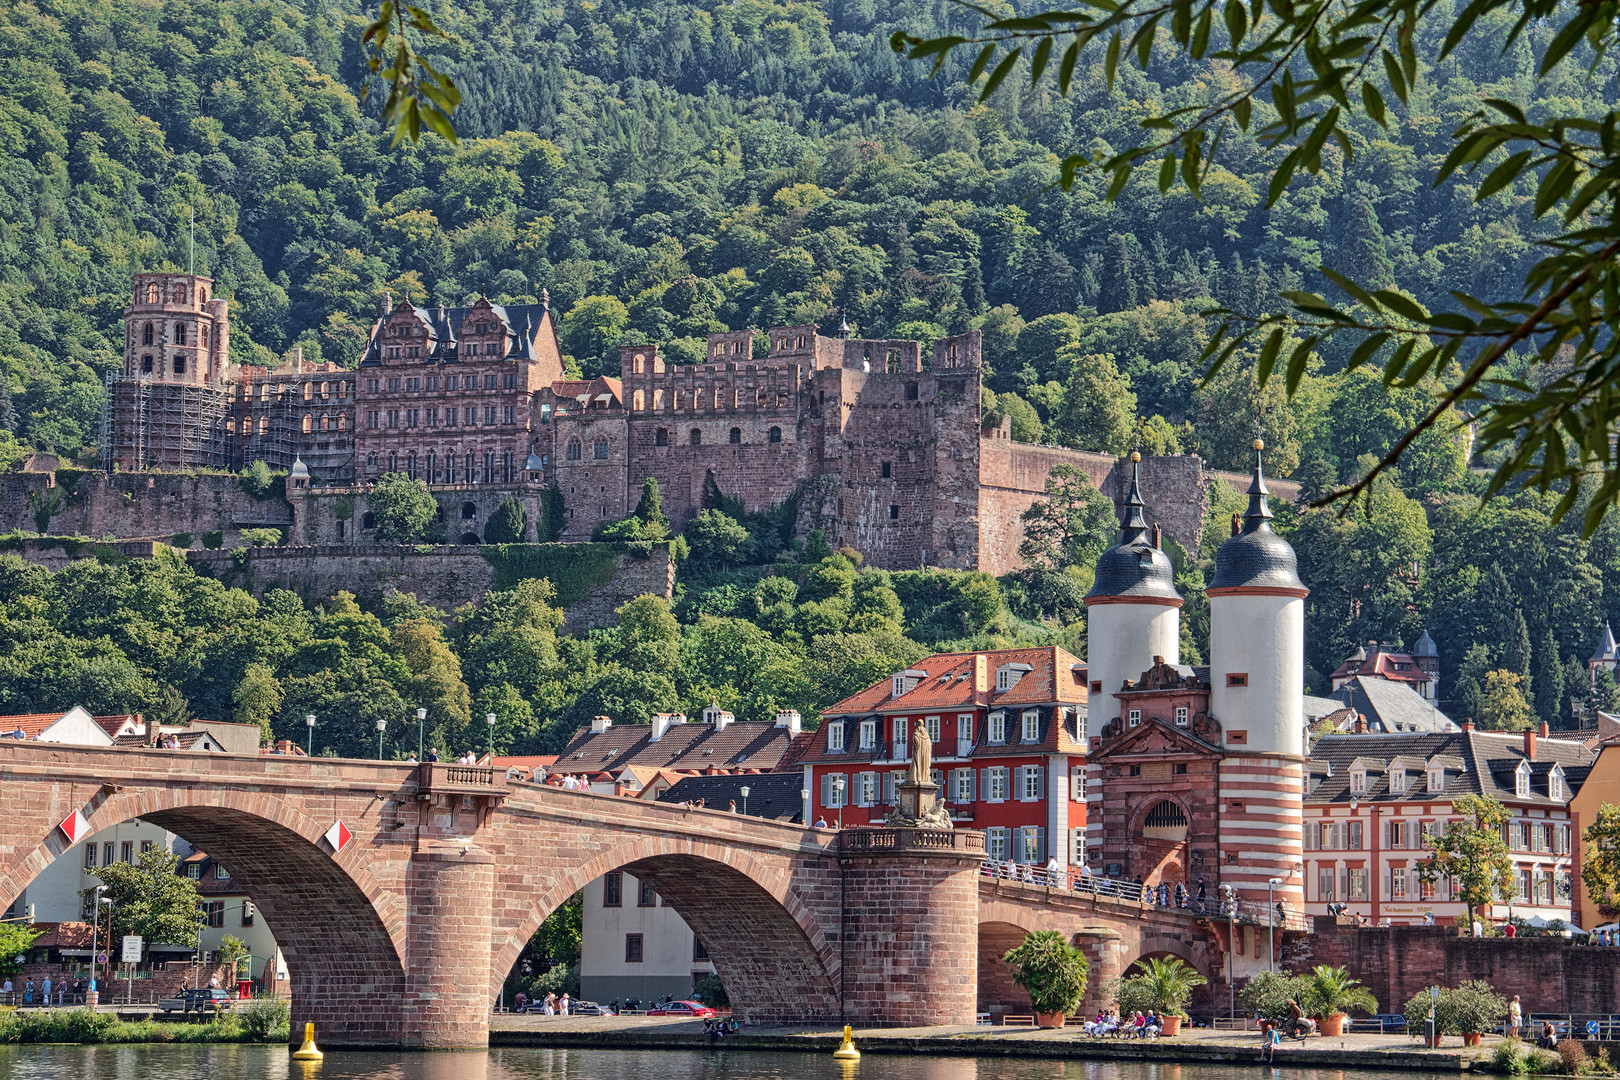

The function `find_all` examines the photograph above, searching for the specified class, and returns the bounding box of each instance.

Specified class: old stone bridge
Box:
[0,744,1229,1048]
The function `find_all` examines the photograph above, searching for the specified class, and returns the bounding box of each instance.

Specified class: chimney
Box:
[713,711,732,733]
[975,654,988,694]
[1462,720,1474,733]
[1524,725,1538,762]
[775,710,802,735]
[590,715,612,734]
[650,713,686,742]
[1354,713,1367,735]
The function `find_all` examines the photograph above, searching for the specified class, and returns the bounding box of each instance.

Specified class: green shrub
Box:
[239,527,285,547]
[1559,1039,1588,1075]
[1002,929,1090,1016]
[240,460,280,499]
[1240,970,1312,1025]
[485,496,528,544]
[202,530,224,549]
[693,973,729,1007]
[238,995,291,1040]
[1493,1038,1532,1075]
[170,532,193,549]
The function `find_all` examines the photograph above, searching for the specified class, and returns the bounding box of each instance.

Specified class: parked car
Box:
[570,1000,615,1017]
[647,1000,716,1018]
[158,988,235,1015]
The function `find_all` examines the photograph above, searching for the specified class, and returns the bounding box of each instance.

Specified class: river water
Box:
[0,1046,1455,1080]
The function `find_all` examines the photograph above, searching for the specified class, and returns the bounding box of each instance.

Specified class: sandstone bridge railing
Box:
[978,863,1311,931]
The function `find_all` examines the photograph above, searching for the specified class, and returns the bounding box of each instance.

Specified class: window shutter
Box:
[965,768,977,802]
[1012,826,1025,859]
[820,774,832,807]
[982,767,993,800]
[1035,827,1046,862]
[1036,765,1046,797]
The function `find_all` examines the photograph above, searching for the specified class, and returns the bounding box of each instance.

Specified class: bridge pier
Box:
[404,840,496,1048]
[836,829,982,1026]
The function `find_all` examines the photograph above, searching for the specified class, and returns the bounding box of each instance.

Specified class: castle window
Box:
[484,406,497,425]
[882,461,891,478]
[887,350,900,373]
[142,323,154,346]
[426,452,437,483]
[889,504,899,520]
[173,355,186,374]
[465,453,475,480]
[1226,673,1248,687]
[504,406,515,424]
[502,451,513,482]
[367,411,379,429]
[406,452,417,479]
[387,409,399,428]
[367,453,377,469]
[388,453,398,472]
[146,284,158,304]
[200,287,207,303]
[486,375,498,390]
[904,381,919,400]
[202,326,209,347]
[729,428,741,445]
[362,512,376,530]
[593,438,609,460]
[504,373,516,388]
[484,451,494,483]
[566,439,582,461]
[690,429,702,446]
[462,502,477,520]
[633,390,645,410]
[466,344,478,357]
[655,429,668,447]
[174,285,186,304]
[768,426,782,443]
[1175,705,1189,726]
[302,415,313,433]
[141,355,153,374]
[388,378,400,391]
[303,383,313,401]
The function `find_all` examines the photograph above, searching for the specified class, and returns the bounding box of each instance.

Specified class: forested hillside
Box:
[1,0,1617,740]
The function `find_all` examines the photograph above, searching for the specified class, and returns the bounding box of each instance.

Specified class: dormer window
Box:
[1175,706,1189,726]
[1428,768,1444,792]
[859,720,876,751]
[892,670,925,698]
[1515,761,1531,797]
[1128,709,1142,728]
[988,711,1007,744]
[1350,768,1367,796]
[827,724,845,753]
[1389,769,1405,795]
[1021,710,1040,742]
[1551,765,1567,803]
[996,663,1032,692]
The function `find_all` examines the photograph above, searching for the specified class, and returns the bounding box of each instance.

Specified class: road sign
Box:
[96,953,108,965]
[323,819,352,855]
[56,810,89,845]
[120,935,142,964]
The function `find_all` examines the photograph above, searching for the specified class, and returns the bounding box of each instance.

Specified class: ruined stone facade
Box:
[104,273,1272,570]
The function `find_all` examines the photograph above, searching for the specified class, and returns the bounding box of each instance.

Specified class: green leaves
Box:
[360,0,463,146]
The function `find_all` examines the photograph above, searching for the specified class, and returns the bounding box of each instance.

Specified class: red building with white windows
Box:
[791,647,1089,868]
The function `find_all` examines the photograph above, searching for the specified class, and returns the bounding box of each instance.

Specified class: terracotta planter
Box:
[1161,1015,1183,1036]
[1319,1014,1346,1037]
[1463,1032,1482,1047]
[1427,1033,1444,1048]
[1035,1012,1067,1029]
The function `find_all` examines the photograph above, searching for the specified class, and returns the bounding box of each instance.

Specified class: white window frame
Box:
[1128,709,1142,728]
[926,715,941,742]
[1021,766,1043,801]
[1174,705,1189,727]
[859,720,876,751]
[996,668,1011,691]
[1350,769,1366,795]
[893,718,910,759]
[859,771,877,806]
[826,724,845,753]
[953,769,974,802]
[987,827,1008,861]
[1428,768,1443,792]
[957,713,974,755]
[989,712,1006,744]
[1021,710,1040,742]
[1390,769,1405,795]
[1071,766,1085,801]
[1550,766,1566,802]
[1516,762,1531,797]
[988,767,1008,802]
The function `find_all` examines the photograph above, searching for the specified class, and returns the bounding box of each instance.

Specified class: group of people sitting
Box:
[1082,1010,1166,1038]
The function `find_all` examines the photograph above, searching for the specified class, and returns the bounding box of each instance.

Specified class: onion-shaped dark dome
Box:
[1086,454,1182,602]
[1209,440,1307,593]
[1415,629,1438,658]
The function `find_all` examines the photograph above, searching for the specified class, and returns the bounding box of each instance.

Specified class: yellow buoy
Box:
[291,1021,324,1061]
[832,1024,860,1060]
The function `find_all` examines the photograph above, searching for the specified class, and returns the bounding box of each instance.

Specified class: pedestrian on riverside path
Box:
[1509,996,1522,1039]
[22,980,32,1005]
[73,978,85,1004]
[40,977,49,1004]
[560,993,571,1016]
[513,991,527,1013]
[2,978,12,1002]
[1046,856,1061,886]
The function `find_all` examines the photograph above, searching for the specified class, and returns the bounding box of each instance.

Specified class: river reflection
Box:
[0,1045,1459,1080]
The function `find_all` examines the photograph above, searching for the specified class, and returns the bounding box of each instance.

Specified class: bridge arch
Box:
[0,786,408,1045]
[490,833,840,1023]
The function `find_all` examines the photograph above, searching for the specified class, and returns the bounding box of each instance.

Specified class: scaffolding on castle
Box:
[101,375,231,474]
[233,382,304,473]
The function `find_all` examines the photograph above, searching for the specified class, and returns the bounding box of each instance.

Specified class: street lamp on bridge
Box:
[1267,877,1282,973]
[376,717,387,760]
[305,714,315,757]
[485,712,496,763]
[416,707,427,762]
[740,785,750,817]
[833,776,845,830]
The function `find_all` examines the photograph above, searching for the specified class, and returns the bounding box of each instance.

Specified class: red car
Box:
[646,1000,716,1018]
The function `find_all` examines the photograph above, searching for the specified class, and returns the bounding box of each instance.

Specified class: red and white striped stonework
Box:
[1218,755,1306,910]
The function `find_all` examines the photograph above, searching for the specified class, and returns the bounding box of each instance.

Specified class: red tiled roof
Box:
[92,715,141,737]
[28,922,92,950]
[824,646,1085,716]
[1330,650,1432,686]
[492,755,558,769]
[552,720,796,775]
[0,713,72,738]
[775,730,817,772]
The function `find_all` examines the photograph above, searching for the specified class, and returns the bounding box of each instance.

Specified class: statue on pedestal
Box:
[886,721,952,830]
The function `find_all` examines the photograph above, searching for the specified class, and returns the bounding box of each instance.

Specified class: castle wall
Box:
[183,543,672,629]
[0,472,288,547]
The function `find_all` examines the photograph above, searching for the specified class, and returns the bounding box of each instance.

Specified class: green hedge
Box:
[479,542,663,604]
[0,1008,288,1044]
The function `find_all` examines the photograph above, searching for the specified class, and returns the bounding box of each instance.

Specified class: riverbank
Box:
[490,1015,1488,1071]
[0,1005,289,1045]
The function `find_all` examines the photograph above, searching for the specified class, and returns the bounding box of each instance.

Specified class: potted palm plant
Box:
[1118,956,1207,1035]
[1002,930,1090,1028]
[1305,965,1378,1036]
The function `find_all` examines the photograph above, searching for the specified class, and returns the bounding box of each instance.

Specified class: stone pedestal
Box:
[405,840,495,1048]
[836,827,984,1026]
[896,779,936,821]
